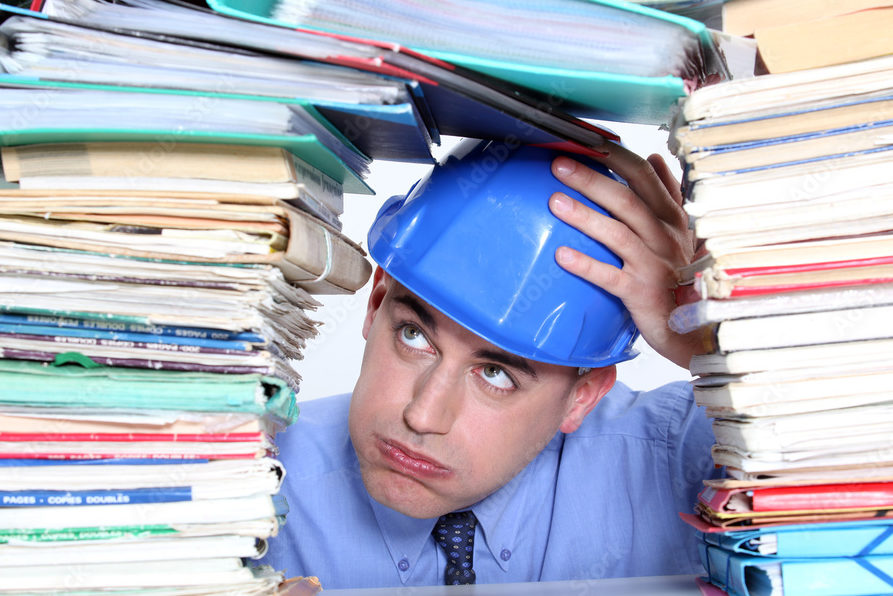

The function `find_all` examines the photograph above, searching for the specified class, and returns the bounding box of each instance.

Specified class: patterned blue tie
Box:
[432,511,477,585]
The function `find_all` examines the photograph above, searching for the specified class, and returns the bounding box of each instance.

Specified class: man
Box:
[262,140,719,588]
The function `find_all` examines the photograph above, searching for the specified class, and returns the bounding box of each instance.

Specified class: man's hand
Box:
[548,144,707,369]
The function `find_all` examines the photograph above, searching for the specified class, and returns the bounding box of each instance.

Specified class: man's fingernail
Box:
[556,247,575,265]
[553,157,576,177]
[551,193,571,214]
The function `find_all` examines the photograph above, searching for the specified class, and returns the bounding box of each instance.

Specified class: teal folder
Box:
[0,9,435,164]
[700,542,893,596]
[206,0,726,124]
[0,75,373,194]
[0,359,298,426]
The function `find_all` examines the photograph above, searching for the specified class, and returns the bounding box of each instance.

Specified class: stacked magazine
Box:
[671,53,893,596]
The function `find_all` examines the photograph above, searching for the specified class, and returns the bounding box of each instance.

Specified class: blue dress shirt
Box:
[261,381,720,589]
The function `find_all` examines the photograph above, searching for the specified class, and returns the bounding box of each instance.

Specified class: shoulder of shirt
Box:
[274,392,354,476]
[568,380,696,443]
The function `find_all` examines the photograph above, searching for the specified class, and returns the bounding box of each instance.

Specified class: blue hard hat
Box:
[367,140,639,368]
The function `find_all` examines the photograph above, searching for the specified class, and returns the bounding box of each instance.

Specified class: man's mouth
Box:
[378,438,452,479]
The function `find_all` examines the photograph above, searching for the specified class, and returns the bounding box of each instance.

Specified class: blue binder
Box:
[700,542,893,596]
[700,519,893,558]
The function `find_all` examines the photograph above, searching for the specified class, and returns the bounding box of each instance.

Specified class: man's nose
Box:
[403,363,461,435]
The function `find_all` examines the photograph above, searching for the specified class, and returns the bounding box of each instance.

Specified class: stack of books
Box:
[670,26,893,596]
[0,135,368,592]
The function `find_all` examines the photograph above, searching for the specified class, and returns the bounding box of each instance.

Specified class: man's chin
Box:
[363,471,457,519]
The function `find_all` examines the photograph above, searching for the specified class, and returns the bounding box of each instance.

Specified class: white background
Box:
[296,122,691,402]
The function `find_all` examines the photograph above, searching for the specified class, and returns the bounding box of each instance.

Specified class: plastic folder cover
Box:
[700,519,893,558]
[0,75,373,194]
[205,0,712,124]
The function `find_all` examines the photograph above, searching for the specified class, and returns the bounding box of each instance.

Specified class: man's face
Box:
[349,270,614,519]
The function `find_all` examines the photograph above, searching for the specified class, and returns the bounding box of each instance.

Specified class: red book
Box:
[752,482,893,511]
[694,255,893,298]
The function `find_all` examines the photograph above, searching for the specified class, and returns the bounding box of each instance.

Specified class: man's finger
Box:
[582,143,686,226]
[549,192,680,265]
[647,153,684,207]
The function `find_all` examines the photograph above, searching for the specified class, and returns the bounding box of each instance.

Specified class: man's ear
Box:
[559,365,617,434]
[362,267,389,340]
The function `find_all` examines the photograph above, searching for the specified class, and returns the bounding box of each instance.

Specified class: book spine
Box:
[0,487,193,507]
[0,348,276,375]
[0,458,211,467]
[724,255,893,277]
[0,313,264,342]
[0,324,256,351]
[2,332,263,356]
[292,155,344,215]
[0,432,263,442]
[0,452,259,461]
[729,276,893,298]
[753,483,893,511]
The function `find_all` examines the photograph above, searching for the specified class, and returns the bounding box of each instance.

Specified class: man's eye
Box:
[477,365,516,391]
[398,324,432,351]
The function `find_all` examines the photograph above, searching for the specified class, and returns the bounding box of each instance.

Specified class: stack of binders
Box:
[670,39,893,596]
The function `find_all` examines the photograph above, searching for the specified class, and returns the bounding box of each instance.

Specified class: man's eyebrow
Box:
[392,294,438,332]
[473,349,538,380]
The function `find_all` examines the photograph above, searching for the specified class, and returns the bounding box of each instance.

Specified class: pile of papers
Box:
[0,162,331,590]
[671,52,893,596]
[0,98,370,594]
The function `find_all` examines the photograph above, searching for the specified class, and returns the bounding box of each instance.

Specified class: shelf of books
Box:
[671,2,893,593]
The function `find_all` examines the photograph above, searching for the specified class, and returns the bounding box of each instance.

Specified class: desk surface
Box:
[324,574,704,595]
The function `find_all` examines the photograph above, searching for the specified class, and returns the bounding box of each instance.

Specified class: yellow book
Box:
[722,0,893,36]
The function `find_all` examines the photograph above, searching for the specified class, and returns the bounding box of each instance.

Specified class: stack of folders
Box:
[0,1,623,160]
[0,140,369,590]
[204,0,744,124]
[670,48,893,596]
[23,0,743,129]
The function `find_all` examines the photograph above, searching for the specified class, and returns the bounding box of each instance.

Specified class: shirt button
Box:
[398,558,410,571]
[500,549,512,561]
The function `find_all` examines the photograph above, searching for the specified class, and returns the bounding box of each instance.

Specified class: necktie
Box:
[432,511,477,585]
